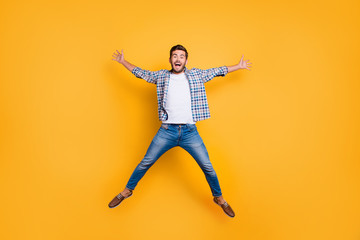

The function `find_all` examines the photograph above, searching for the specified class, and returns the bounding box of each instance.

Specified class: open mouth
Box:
[175,63,181,67]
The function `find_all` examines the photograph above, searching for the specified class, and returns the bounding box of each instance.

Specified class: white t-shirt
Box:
[162,73,196,124]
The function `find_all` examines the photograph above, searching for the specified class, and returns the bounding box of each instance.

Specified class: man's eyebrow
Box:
[172,53,185,56]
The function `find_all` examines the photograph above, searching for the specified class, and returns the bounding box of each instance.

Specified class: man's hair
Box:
[170,44,188,59]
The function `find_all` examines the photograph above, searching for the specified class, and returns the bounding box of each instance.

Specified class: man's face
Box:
[169,50,187,74]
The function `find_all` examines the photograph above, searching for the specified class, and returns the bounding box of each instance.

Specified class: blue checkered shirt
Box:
[131,66,229,122]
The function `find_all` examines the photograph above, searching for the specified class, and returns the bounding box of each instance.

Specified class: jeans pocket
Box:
[187,124,197,132]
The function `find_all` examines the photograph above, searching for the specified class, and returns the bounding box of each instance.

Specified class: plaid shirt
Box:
[131,66,229,122]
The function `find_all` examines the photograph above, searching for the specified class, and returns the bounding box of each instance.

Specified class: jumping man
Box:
[109,45,252,218]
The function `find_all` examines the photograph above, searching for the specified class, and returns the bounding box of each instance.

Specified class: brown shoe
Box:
[108,191,133,208]
[213,197,235,218]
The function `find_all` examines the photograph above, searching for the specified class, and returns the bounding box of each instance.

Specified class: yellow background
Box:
[1,0,359,239]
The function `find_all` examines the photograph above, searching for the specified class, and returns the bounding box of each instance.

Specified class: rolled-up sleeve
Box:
[200,66,229,83]
[131,67,159,84]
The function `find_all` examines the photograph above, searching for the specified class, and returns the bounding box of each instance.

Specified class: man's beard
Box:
[171,63,185,73]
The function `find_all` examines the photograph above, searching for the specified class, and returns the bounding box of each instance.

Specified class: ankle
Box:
[122,188,132,197]
[215,196,226,204]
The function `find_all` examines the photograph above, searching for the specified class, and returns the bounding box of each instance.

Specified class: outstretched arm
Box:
[227,55,252,73]
[112,49,136,72]
[112,49,160,84]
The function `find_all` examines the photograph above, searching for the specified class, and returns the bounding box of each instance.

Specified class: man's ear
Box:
[185,59,188,65]
[169,58,171,64]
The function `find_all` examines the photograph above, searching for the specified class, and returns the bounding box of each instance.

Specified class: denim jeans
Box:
[126,123,222,197]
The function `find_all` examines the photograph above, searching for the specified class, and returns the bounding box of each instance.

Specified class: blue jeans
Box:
[126,123,222,197]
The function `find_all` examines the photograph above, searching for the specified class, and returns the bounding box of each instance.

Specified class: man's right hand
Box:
[112,49,136,72]
[112,49,125,64]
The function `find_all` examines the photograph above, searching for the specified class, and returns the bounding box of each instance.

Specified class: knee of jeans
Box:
[138,157,154,170]
[202,164,216,176]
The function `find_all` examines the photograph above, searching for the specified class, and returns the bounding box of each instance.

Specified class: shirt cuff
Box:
[220,66,229,76]
[131,66,141,75]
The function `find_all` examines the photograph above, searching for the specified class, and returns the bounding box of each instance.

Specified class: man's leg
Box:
[180,125,222,197]
[125,126,177,191]
[109,125,177,208]
[180,124,235,217]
